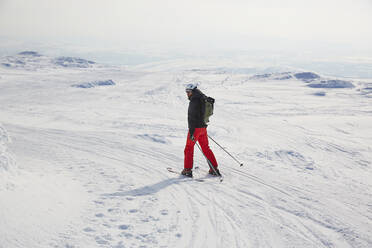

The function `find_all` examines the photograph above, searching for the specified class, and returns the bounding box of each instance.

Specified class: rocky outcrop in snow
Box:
[0,51,47,69]
[308,80,355,89]
[249,71,355,89]
[293,72,320,82]
[71,79,116,88]
[359,83,372,97]
[0,51,97,70]
[250,72,294,80]
[18,51,42,57]
[250,71,320,82]
[53,56,95,68]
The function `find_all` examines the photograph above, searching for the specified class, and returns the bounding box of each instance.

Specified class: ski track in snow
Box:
[0,59,372,248]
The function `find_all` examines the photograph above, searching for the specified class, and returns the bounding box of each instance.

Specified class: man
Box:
[182,83,220,177]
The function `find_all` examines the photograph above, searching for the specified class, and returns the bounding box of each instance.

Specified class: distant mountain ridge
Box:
[249,71,355,89]
[1,51,368,92]
[0,51,97,70]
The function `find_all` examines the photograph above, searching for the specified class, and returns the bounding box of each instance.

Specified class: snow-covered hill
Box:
[0,52,371,248]
[248,71,356,89]
[0,51,98,71]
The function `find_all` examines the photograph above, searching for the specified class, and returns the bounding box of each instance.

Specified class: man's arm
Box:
[188,98,200,137]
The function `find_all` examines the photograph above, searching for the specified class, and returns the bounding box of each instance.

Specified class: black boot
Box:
[181,168,193,177]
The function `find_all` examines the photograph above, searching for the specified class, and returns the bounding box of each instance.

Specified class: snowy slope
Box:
[0,124,16,189]
[0,53,371,248]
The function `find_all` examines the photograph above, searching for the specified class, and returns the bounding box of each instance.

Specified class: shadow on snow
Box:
[102,177,193,198]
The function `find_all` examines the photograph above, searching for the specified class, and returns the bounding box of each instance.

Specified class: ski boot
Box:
[181,168,193,177]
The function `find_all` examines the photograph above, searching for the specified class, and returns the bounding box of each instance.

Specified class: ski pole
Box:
[194,141,223,181]
[207,135,243,167]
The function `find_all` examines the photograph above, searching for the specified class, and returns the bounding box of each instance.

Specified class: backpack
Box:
[203,96,215,124]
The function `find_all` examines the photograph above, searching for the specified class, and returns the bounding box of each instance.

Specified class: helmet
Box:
[185,83,198,91]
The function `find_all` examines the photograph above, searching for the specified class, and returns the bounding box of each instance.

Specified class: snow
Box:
[0,124,16,189]
[359,83,372,98]
[17,51,42,57]
[0,51,100,71]
[312,91,326,97]
[53,57,96,68]
[0,53,372,248]
[72,80,116,89]
[307,80,355,89]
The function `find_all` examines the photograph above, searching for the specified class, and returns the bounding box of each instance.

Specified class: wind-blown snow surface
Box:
[0,54,372,248]
[0,124,16,189]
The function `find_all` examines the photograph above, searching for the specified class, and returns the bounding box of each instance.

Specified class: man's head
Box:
[186,89,193,98]
[185,83,198,98]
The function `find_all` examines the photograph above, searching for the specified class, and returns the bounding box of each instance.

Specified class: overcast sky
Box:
[1,0,372,61]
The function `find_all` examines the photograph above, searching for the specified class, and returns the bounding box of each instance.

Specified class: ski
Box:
[167,167,223,182]
[167,167,204,182]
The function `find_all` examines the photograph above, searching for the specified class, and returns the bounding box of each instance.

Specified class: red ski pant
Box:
[184,128,218,169]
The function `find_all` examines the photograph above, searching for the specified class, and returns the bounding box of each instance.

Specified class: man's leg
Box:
[197,128,218,168]
[184,129,202,169]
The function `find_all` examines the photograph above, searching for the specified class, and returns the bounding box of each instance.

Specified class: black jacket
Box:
[188,89,207,135]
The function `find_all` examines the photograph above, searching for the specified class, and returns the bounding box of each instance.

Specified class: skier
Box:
[182,83,220,177]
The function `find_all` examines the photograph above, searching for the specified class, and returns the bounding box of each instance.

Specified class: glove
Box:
[189,129,195,141]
